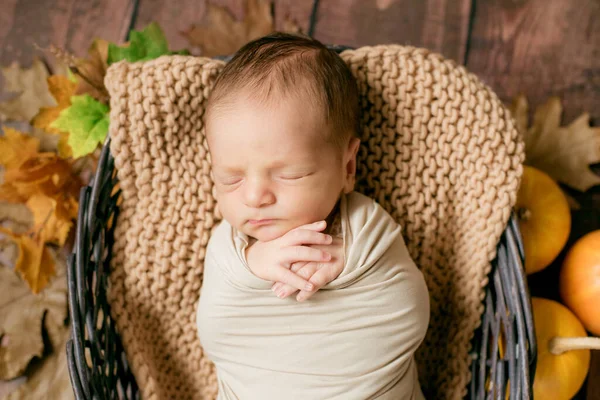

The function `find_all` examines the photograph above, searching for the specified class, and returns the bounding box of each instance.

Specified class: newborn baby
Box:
[196,32,430,400]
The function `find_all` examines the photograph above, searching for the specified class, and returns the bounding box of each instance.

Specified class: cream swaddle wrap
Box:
[196,191,430,399]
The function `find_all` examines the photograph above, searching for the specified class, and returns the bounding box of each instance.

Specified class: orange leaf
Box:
[0,228,55,294]
[0,153,82,202]
[26,194,76,247]
[57,131,73,158]
[31,75,77,136]
[0,127,40,169]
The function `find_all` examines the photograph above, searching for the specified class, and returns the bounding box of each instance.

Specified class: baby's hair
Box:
[205,32,360,150]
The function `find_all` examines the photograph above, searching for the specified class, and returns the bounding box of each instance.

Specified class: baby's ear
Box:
[346,137,360,172]
[343,137,361,193]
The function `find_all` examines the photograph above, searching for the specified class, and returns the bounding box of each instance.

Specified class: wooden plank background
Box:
[0,0,598,399]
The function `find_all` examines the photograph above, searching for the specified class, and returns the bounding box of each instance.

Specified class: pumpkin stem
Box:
[549,337,600,355]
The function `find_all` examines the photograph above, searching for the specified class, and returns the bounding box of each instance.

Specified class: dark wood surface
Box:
[310,0,472,63]
[0,0,135,71]
[466,0,599,129]
[0,0,598,398]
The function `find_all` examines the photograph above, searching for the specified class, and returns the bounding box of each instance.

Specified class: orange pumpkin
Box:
[559,230,600,335]
[515,166,571,274]
[532,297,591,400]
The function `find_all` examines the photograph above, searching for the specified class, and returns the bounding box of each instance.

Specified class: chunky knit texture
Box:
[104,45,524,400]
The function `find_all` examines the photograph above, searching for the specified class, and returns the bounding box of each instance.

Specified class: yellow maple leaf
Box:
[31,75,77,135]
[181,0,274,57]
[0,127,40,169]
[31,75,77,159]
[56,132,73,158]
[1,153,82,203]
[0,227,55,294]
[509,95,600,192]
[26,194,76,247]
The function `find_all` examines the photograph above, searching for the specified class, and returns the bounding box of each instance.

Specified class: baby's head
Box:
[205,32,361,242]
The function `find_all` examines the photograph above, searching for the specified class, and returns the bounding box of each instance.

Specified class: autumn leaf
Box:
[0,59,55,122]
[1,152,82,204]
[0,263,44,379]
[107,22,187,65]
[0,203,32,233]
[50,94,109,159]
[0,227,56,294]
[73,39,110,102]
[509,95,600,192]
[31,76,77,136]
[0,203,33,271]
[30,76,77,159]
[0,127,41,169]
[0,251,68,399]
[181,0,274,57]
[46,39,110,104]
[4,325,73,400]
[26,194,77,248]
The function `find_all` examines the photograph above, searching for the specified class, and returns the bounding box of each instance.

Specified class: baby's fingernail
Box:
[297,294,306,302]
[323,252,331,261]
[326,235,333,243]
[277,290,285,298]
[305,283,314,291]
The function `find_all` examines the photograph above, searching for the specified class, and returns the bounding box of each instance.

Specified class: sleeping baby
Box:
[196,32,430,400]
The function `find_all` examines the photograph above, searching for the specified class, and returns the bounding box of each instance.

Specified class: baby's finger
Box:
[284,228,333,247]
[272,283,298,298]
[282,245,331,266]
[292,220,327,232]
[296,265,340,302]
[290,261,309,273]
[296,289,315,302]
[273,266,315,292]
[275,263,319,298]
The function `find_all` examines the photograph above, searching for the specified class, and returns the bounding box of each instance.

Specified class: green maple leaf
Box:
[50,95,109,158]
[107,22,188,65]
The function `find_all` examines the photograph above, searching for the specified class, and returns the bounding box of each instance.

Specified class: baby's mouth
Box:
[248,219,275,226]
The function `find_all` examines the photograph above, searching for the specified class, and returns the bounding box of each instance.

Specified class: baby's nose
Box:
[243,178,275,208]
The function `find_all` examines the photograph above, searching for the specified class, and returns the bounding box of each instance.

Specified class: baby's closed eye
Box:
[278,172,313,180]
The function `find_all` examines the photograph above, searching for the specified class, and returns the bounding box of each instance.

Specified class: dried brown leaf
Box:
[0,252,70,399]
[509,95,600,192]
[0,60,55,123]
[46,41,110,104]
[181,0,273,57]
[4,325,72,400]
[0,254,66,380]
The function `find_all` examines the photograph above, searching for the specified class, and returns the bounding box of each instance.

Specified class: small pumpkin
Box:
[515,166,571,275]
[532,297,600,400]
[559,230,600,335]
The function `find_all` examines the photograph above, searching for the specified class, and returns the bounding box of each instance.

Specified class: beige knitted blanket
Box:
[104,45,524,400]
[197,191,429,399]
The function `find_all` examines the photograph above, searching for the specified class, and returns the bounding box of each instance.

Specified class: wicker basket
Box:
[66,47,537,400]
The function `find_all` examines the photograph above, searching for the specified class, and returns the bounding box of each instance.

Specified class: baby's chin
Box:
[239,221,293,242]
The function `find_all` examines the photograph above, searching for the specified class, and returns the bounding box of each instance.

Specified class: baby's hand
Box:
[271,236,344,302]
[245,220,334,293]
